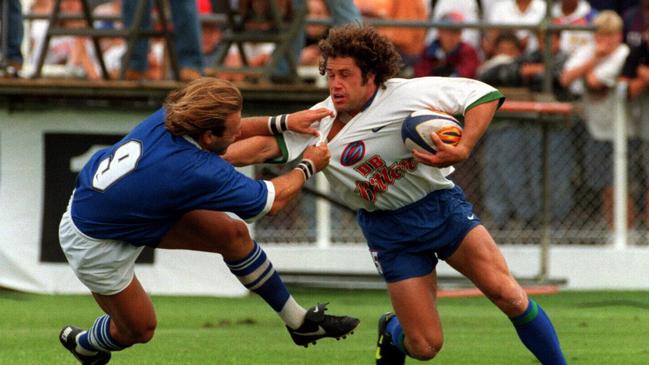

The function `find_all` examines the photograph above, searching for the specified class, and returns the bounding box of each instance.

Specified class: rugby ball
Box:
[401,110,463,154]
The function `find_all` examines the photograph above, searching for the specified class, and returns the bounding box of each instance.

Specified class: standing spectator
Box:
[122,0,203,81]
[3,0,24,77]
[413,11,480,78]
[355,0,428,67]
[486,0,546,54]
[326,0,361,26]
[272,0,361,82]
[621,22,649,243]
[560,10,632,233]
[552,0,598,57]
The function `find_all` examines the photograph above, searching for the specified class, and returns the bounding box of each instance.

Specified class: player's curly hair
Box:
[318,25,402,88]
[164,78,242,137]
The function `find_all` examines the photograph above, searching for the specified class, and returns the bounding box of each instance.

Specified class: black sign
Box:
[40,133,154,263]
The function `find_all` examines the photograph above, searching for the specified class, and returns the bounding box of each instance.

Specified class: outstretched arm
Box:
[222,135,281,166]
[268,143,330,215]
[238,108,333,140]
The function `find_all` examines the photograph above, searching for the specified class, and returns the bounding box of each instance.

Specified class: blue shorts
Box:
[357,186,480,283]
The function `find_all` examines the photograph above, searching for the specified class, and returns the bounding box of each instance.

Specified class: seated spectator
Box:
[354,0,428,67]
[198,0,224,69]
[28,0,98,79]
[560,10,633,233]
[222,0,293,79]
[413,11,480,78]
[427,0,480,49]
[477,31,522,84]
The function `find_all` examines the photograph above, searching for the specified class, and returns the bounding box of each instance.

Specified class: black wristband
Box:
[294,159,315,181]
[268,114,289,135]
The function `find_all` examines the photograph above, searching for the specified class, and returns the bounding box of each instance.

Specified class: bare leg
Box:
[446,225,566,364]
[386,272,443,360]
[92,276,156,346]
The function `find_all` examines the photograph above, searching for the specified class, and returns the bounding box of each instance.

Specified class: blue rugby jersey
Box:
[71,108,273,247]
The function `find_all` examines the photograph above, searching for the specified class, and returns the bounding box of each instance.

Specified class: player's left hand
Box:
[287,108,334,137]
[412,131,470,168]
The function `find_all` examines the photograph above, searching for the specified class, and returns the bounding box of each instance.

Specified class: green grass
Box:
[2,288,649,364]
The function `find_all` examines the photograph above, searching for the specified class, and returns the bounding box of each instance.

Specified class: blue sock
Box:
[511,299,566,365]
[386,315,407,355]
[79,314,128,353]
[225,241,290,312]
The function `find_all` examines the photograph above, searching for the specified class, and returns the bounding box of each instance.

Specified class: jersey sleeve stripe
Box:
[465,90,506,112]
[268,134,290,163]
[245,180,275,222]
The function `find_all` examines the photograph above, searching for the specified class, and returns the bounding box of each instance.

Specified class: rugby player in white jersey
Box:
[58,78,359,364]
[224,26,567,364]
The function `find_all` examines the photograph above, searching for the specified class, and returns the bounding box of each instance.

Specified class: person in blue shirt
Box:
[58,77,359,364]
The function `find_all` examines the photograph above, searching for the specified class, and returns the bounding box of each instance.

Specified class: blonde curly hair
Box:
[164,78,242,137]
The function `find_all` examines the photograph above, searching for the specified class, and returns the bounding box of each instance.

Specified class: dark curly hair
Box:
[318,25,402,88]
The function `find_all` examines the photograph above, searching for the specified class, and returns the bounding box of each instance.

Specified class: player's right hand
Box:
[303,143,330,172]
[287,108,334,137]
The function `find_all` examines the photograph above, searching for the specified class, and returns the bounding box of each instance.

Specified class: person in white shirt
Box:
[560,10,632,231]
[224,25,567,365]
[552,0,598,57]
[486,0,547,53]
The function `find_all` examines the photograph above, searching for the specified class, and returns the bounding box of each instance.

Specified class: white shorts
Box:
[59,205,145,295]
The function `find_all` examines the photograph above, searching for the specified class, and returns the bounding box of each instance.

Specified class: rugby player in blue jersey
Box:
[225,26,567,364]
[58,78,359,364]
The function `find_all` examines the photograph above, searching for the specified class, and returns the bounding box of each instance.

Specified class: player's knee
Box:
[407,335,443,360]
[223,219,251,246]
[488,281,527,316]
[125,320,157,344]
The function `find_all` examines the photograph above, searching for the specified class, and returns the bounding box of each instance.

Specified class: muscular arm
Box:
[268,143,330,215]
[458,99,499,153]
[267,169,307,215]
[238,116,273,140]
[222,135,281,166]
[412,99,499,167]
[236,108,333,141]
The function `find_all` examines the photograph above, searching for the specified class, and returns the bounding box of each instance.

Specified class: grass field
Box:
[2,288,649,364]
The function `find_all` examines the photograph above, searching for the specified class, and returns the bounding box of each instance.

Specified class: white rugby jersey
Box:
[276,77,504,211]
